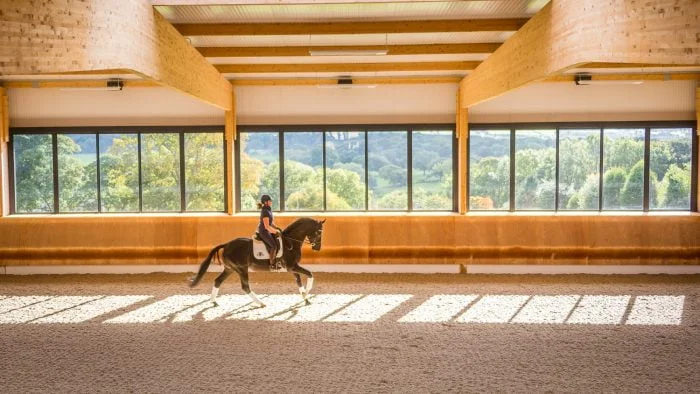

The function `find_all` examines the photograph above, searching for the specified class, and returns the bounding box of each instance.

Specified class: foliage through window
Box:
[10,127,225,214]
[469,123,696,212]
[238,126,454,212]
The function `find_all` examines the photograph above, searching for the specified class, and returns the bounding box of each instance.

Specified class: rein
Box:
[281,233,310,250]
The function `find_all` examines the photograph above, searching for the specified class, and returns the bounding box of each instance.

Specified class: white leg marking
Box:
[248,291,265,307]
[306,277,314,294]
[210,287,220,303]
[299,287,307,301]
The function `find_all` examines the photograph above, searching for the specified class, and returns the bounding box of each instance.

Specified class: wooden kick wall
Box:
[0,216,698,266]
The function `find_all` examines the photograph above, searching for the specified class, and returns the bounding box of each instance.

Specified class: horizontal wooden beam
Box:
[175,18,528,36]
[198,43,501,57]
[460,0,700,108]
[154,0,457,4]
[544,73,700,82]
[217,61,479,73]
[230,76,461,86]
[0,0,232,110]
[2,80,161,89]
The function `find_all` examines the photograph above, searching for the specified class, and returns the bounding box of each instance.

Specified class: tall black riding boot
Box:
[269,246,278,270]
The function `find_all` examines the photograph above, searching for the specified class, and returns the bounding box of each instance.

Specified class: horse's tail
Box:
[189,243,226,288]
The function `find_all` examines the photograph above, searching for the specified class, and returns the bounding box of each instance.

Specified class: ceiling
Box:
[153,0,548,82]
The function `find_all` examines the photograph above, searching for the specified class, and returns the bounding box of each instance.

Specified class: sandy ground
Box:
[0,272,699,393]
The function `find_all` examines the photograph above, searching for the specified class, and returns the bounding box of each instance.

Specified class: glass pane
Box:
[284,132,323,211]
[650,128,693,210]
[141,133,180,212]
[13,134,54,213]
[326,130,365,210]
[57,134,98,212]
[602,128,644,210]
[368,131,407,210]
[185,133,224,211]
[239,132,279,211]
[99,134,139,212]
[558,129,600,210]
[413,130,453,210]
[515,130,556,210]
[469,130,510,210]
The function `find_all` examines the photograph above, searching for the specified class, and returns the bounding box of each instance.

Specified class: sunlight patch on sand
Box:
[456,295,531,323]
[511,295,580,324]
[324,294,412,322]
[0,296,101,324]
[105,295,209,323]
[566,295,630,325]
[399,295,478,323]
[626,295,684,325]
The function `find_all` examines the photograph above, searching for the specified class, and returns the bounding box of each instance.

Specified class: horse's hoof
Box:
[304,299,311,306]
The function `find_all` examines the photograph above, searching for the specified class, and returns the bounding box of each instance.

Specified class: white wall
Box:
[7,80,696,127]
[469,80,697,123]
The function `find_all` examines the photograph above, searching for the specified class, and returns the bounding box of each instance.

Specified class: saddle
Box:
[252,232,284,260]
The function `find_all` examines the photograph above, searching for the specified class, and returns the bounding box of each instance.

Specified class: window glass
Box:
[368,131,408,210]
[413,130,453,210]
[99,134,139,212]
[57,134,98,212]
[515,129,556,210]
[185,133,224,211]
[284,132,323,211]
[326,130,365,210]
[13,134,54,213]
[602,128,645,209]
[558,129,600,210]
[469,130,510,210]
[649,128,693,210]
[239,132,279,211]
[141,133,180,212]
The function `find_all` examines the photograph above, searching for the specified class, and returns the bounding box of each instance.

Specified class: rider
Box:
[257,194,282,270]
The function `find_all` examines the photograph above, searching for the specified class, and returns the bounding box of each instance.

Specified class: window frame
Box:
[235,124,456,213]
[468,121,697,212]
[8,126,227,215]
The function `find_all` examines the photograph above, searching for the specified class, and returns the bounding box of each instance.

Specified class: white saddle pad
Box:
[252,236,283,260]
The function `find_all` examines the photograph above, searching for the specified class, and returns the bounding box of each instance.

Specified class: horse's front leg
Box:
[237,267,265,307]
[289,265,314,300]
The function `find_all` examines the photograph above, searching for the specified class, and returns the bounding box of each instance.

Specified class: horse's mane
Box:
[282,217,317,235]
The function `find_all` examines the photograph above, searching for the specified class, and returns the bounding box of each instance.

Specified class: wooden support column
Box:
[460,0,700,107]
[0,0,232,110]
[0,88,9,217]
[456,88,469,214]
[225,89,237,215]
[696,87,700,212]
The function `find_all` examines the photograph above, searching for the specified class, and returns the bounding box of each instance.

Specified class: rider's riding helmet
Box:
[260,194,272,203]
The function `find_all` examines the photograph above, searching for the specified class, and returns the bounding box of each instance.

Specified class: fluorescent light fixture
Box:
[59,78,124,91]
[309,49,389,56]
[574,73,643,85]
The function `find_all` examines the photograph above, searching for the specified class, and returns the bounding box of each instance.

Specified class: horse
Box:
[189,217,325,307]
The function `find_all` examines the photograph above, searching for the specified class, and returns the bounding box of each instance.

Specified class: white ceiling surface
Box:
[469,80,697,123]
[155,1,543,23]
[158,1,538,80]
[190,31,513,47]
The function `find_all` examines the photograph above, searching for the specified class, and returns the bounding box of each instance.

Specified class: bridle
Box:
[281,230,321,250]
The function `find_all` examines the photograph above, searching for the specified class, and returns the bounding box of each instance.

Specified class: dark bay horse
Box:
[190,217,325,306]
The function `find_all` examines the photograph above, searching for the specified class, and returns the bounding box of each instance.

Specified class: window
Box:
[99,134,139,212]
[284,132,323,211]
[368,131,408,210]
[469,122,696,212]
[469,130,510,210]
[10,127,225,214]
[650,128,693,210]
[238,125,454,212]
[12,134,54,213]
[413,130,453,210]
[515,129,556,210]
[558,129,600,210]
[326,130,365,210]
[238,131,279,211]
[602,128,644,210]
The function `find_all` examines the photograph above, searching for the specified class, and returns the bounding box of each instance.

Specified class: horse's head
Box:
[308,218,325,251]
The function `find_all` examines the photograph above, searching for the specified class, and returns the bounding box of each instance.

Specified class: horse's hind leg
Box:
[211,269,232,305]
[292,273,309,303]
[236,267,265,307]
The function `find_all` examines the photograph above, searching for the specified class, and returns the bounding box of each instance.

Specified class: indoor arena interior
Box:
[1,0,699,392]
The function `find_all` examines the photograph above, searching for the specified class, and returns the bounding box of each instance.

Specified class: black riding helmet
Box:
[261,194,272,203]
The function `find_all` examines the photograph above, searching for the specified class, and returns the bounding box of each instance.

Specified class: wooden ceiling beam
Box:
[460,0,700,108]
[216,61,479,73]
[175,18,528,36]
[198,43,500,57]
[0,0,232,110]
[154,0,460,4]
[230,76,462,86]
